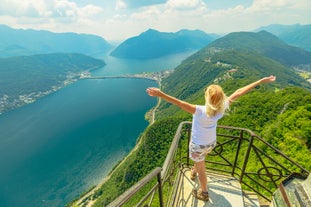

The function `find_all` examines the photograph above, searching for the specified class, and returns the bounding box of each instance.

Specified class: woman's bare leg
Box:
[194,161,207,192]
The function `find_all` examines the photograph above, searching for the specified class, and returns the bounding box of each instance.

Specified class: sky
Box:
[0,0,310,41]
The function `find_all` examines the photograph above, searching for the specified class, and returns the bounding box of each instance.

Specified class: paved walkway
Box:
[172,168,260,207]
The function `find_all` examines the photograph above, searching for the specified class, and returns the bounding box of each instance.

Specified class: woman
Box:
[146,75,276,201]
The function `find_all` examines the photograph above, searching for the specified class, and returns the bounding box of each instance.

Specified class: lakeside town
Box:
[0,71,82,114]
[0,70,173,115]
[82,69,174,83]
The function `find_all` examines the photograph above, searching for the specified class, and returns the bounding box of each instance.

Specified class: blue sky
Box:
[0,0,310,41]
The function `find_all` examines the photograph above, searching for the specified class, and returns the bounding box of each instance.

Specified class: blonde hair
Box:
[204,85,227,117]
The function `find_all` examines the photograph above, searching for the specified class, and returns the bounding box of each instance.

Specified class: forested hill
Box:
[255,24,311,52]
[110,29,218,59]
[155,29,311,151]
[0,53,105,114]
[150,30,311,170]
[0,24,113,58]
[87,30,311,207]
[158,31,311,107]
[207,31,311,66]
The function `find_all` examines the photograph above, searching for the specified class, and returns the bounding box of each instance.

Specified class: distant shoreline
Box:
[0,70,170,116]
[70,75,164,207]
[83,69,173,84]
[0,66,99,115]
[0,73,81,115]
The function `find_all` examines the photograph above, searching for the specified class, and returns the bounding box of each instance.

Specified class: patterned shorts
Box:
[189,141,216,162]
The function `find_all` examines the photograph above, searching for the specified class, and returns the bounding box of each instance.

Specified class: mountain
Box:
[110,29,218,59]
[157,31,311,117]
[256,24,311,52]
[156,30,311,150]
[87,30,311,207]
[206,31,311,66]
[0,53,105,113]
[0,24,113,58]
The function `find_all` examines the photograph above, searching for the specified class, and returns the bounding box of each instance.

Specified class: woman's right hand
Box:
[260,75,276,83]
[146,87,162,97]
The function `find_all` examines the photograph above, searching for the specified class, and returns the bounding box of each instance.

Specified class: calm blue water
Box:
[0,51,194,207]
[93,51,194,76]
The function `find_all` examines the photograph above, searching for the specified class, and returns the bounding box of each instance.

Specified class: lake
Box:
[0,51,194,207]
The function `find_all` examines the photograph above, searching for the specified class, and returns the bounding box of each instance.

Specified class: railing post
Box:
[232,129,243,176]
[240,134,254,183]
[186,123,191,167]
[106,167,162,207]
[104,123,311,206]
[157,172,164,207]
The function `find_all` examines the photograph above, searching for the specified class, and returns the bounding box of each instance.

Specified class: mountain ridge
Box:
[255,24,311,51]
[0,24,113,58]
[206,30,311,66]
[157,30,311,118]
[86,28,311,207]
[110,28,218,59]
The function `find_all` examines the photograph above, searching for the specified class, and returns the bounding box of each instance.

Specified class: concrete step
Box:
[243,191,261,207]
[172,168,260,207]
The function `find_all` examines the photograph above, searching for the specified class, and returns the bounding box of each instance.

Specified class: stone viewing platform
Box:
[98,122,310,207]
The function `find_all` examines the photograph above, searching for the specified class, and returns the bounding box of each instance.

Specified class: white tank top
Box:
[191,102,228,145]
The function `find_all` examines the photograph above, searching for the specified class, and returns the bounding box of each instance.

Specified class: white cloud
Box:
[0,0,103,19]
[0,0,44,17]
[116,0,127,11]
[93,0,311,40]
[131,6,161,21]
[197,0,311,33]
[53,0,77,18]
[0,0,104,32]
[0,0,310,40]
[248,0,293,13]
[121,0,166,9]
[78,4,103,19]
[290,0,311,9]
[166,0,205,10]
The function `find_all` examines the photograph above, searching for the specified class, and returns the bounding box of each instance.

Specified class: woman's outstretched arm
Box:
[228,75,276,104]
[146,87,196,114]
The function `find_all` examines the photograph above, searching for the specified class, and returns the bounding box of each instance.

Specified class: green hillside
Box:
[207,31,311,66]
[256,24,311,52]
[157,49,310,118]
[155,32,311,163]
[156,31,311,144]
[71,31,311,207]
[0,53,105,113]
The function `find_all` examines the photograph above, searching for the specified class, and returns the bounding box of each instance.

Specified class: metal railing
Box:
[106,121,310,206]
[106,167,163,207]
[106,121,187,207]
